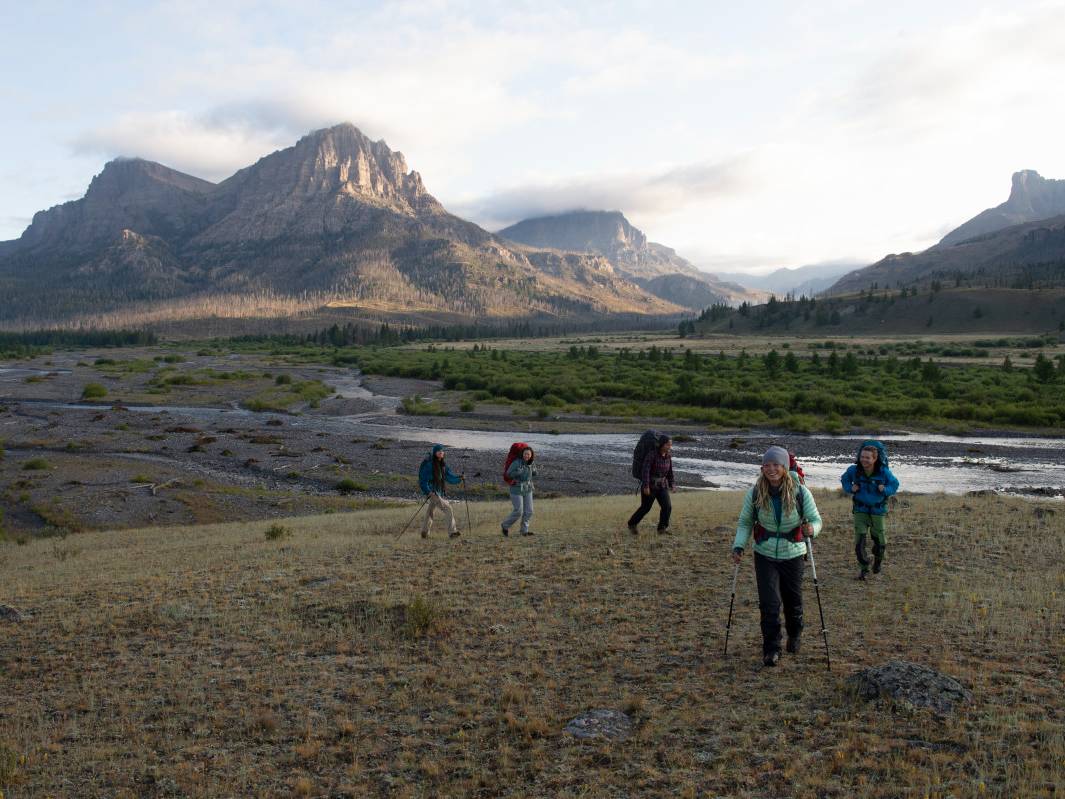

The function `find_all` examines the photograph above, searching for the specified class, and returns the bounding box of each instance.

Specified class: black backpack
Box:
[631,430,661,480]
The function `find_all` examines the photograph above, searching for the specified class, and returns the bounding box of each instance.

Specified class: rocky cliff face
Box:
[0,124,681,325]
[500,211,648,263]
[498,210,755,308]
[16,158,215,252]
[828,212,1065,295]
[938,170,1065,247]
[194,125,446,245]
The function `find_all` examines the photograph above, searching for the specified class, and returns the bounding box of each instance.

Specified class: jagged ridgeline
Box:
[828,171,1065,296]
[498,210,755,309]
[0,124,685,329]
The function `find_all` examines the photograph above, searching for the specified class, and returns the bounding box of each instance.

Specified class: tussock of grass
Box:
[0,492,1062,796]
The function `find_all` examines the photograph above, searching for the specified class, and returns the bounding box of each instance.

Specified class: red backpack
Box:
[503,442,530,486]
[788,450,806,484]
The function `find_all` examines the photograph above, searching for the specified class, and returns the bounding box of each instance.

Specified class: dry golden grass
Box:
[1,491,1062,797]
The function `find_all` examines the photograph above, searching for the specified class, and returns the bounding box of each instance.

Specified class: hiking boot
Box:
[521,530,534,536]
[449,530,460,539]
[872,557,883,574]
[763,651,780,667]
[656,526,672,535]
[857,568,869,581]
[628,523,639,535]
[786,635,801,655]
[420,530,428,539]
[501,526,509,537]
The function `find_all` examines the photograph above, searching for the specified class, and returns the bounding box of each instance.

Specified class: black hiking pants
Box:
[628,485,671,530]
[754,552,804,656]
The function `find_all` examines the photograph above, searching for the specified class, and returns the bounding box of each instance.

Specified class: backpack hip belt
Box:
[753,521,805,544]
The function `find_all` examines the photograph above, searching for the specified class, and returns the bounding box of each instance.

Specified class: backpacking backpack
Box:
[631,430,661,480]
[788,449,806,484]
[503,442,530,486]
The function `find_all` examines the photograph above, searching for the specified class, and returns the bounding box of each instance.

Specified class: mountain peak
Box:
[211,121,439,222]
[499,210,647,254]
[87,158,215,199]
[939,169,1065,247]
[1010,169,1045,198]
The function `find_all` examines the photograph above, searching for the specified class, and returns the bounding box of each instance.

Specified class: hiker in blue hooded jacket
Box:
[418,444,464,539]
[840,440,899,579]
[732,446,823,666]
[628,434,675,535]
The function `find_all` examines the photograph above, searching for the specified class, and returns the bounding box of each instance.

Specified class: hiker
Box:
[732,446,823,666]
[418,444,464,539]
[628,434,675,535]
[840,440,899,579]
[501,445,536,537]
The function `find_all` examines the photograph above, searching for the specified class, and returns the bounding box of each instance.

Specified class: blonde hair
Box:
[754,470,797,517]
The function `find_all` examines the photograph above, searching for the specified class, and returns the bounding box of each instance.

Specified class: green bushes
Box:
[354,345,1065,431]
[81,383,108,399]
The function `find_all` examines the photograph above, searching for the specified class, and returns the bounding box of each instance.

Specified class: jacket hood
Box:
[429,443,445,459]
[855,439,889,469]
[657,434,672,448]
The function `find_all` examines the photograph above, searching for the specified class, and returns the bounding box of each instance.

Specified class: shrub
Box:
[404,594,446,639]
[0,742,23,786]
[459,399,475,412]
[81,383,108,399]
[275,374,293,385]
[336,478,366,493]
[22,458,50,471]
[264,523,290,541]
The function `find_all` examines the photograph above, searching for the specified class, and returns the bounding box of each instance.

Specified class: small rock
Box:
[0,604,26,623]
[846,660,973,715]
[489,623,510,634]
[564,709,633,740]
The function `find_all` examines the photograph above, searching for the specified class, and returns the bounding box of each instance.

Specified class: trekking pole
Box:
[805,535,831,671]
[723,557,741,657]
[396,493,432,540]
[461,477,473,535]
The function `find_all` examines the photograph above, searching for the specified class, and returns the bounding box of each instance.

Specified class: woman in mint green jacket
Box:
[731,446,823,666]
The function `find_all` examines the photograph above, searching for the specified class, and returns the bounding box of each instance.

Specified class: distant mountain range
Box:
[0,124,686,328]
[828,170,1065,295]
[714,261,863,297]
[497,210,759,309]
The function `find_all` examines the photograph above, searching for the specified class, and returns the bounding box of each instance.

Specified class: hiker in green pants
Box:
[840,440,900,580]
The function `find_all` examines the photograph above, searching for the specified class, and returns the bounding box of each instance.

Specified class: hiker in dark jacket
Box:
[418,444,463,539]
[501,446,536,537]
[628,434,675,535]
[840,440,899,579]
[732,446,823,666]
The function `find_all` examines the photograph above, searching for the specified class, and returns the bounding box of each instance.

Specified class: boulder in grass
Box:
[564,709,633,740]
[0,604,25,623]
[847,660,973,715]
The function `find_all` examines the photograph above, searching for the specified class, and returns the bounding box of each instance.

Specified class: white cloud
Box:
[453,153,760,231]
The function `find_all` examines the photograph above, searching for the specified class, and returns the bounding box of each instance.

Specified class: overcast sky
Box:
[3,0,1064,273]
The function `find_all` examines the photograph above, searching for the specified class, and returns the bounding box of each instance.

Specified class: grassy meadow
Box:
[1,490,1062,797]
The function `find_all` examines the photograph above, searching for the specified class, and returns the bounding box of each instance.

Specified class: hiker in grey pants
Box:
[501,447,536,536]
